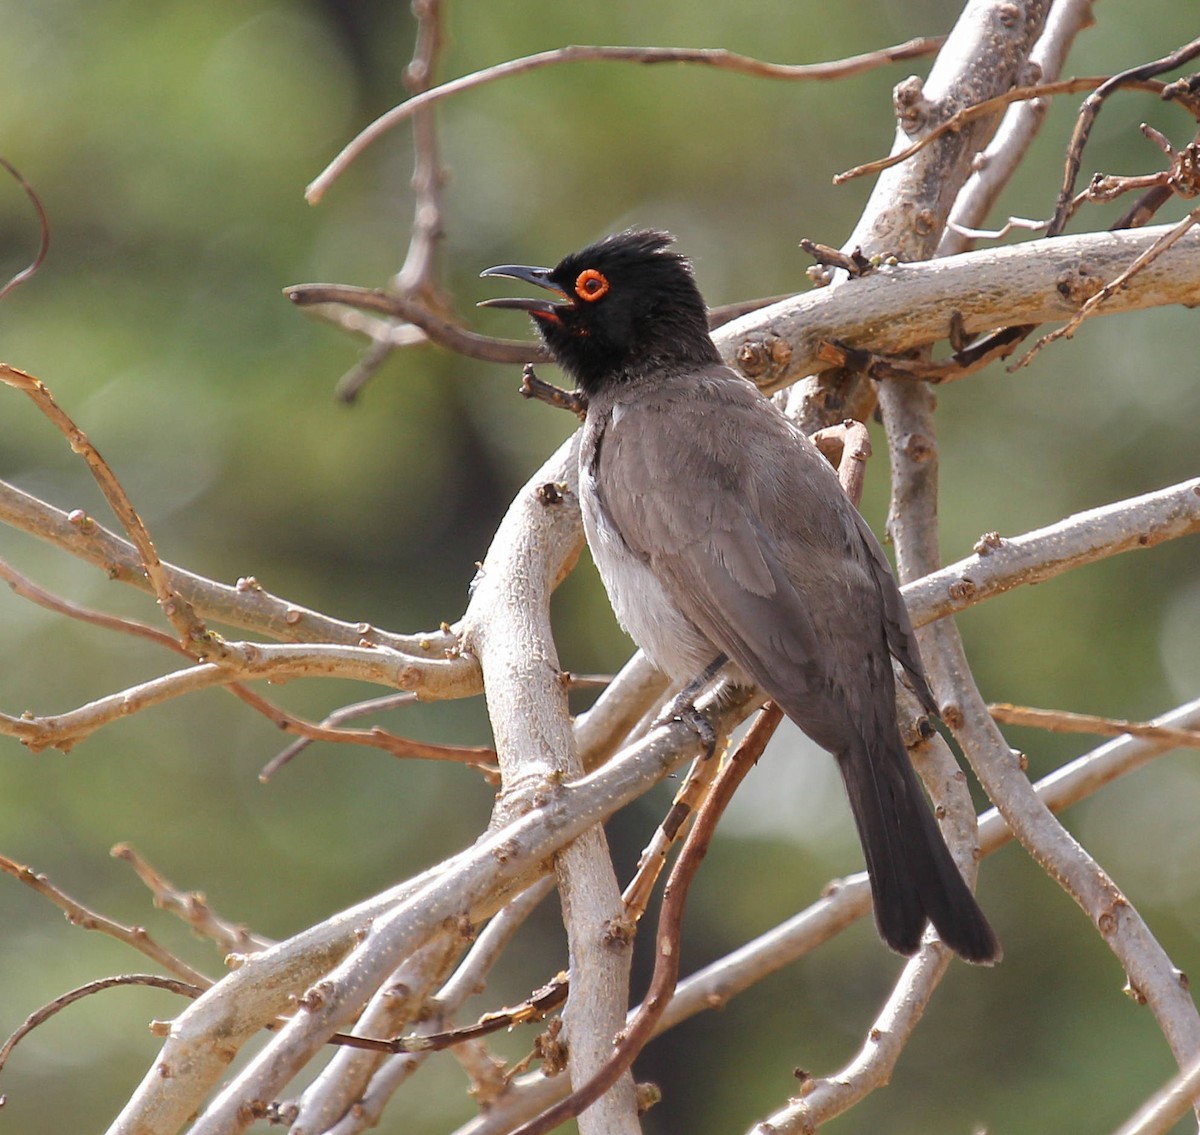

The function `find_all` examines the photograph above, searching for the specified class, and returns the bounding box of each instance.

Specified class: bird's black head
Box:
[480,229,721,396]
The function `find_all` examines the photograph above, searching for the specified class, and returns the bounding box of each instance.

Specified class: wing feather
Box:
[588,365,998,962]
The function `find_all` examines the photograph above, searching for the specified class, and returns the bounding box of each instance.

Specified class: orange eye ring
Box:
[574,268,610,302]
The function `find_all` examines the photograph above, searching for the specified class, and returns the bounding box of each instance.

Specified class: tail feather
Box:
[836,733,1001,965]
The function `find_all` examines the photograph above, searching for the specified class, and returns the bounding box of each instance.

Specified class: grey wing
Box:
[595,386,1003,962]
[849,510,938,717]
[597,393,870,752]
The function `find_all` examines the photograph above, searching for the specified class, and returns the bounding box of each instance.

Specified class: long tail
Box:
[836,729,1001,965]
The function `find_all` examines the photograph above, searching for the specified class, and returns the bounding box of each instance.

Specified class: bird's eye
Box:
[574,268,610,302]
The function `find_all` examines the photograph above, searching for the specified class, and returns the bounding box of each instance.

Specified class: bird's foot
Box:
[652,692,718,760]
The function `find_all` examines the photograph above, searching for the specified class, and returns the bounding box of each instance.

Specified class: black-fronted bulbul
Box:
[480,229,1000,964]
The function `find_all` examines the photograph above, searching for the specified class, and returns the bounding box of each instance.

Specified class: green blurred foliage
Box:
[0,2,1197,1132]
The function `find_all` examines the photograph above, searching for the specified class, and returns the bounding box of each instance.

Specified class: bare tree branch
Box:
[1049,36,1200,237]
[108,685,755,1135]
[306,38,945,204]
[881,351,1200,1113]
[0,476,464,654]
[0,364,218,657]
[0,976,205,1077]
[940,0,1098,251]
[0,156,50,301]
[989,703,1200,748]
[110,844,270,957]
[903,477,1200,627]
[721,221,1200,397]
[1018,208,1200,366]
[452,695,1200,1134]
[458,435,641,1135]
[0,852,213,987]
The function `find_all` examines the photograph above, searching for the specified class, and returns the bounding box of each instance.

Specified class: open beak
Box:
[478,264,568,319]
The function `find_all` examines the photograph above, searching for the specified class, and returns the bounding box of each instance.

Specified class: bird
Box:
[480,229,1000,964]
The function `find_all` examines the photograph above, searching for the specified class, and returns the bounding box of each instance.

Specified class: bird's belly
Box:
[579,483,715,682]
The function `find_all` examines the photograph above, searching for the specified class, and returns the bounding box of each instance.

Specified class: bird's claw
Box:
[653,693,718,760]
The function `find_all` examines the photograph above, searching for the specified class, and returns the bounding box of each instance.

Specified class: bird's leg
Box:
[652,653,729,759]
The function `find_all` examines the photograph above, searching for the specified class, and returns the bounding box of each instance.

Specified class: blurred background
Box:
[0,1,1197,1132]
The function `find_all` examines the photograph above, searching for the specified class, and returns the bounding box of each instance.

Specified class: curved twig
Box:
[0,157,50,301]
[835,77,1149,185]
[306,37,944,203]
[0,975,205,1076]
[0,365,219,658]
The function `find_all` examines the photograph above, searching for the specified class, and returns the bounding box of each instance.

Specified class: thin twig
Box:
[835,78,1150,185]
[990,703,1200,748]
[0,556,493,773]
[258,690,419,779]
[0,365,220,658]
[238,681,498,780]
[110,844,270,957]
[333,974,569,1056]
[0,476,467,658]
[337,0,453,404]
[0,852,213,987]
[0,555,187,652]
[392,0,449,301]
[307,37,944,203]
[0,975,205,1075]
[0,640,474,754]
[1049,37,1200,238]
[619,746,724,926]
[287,282,545,364]
[0,157,50,301]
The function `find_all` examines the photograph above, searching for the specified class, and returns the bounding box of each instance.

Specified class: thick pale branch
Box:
[0,641,472,752]
[460,434,639,1135]
[902,477,1200,626]
[292,933,465,1133]
[720,223,1200,395]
